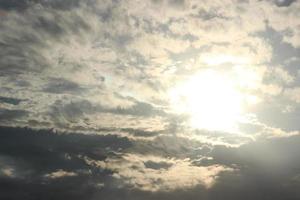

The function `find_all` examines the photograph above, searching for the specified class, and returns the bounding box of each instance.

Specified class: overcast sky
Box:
[0,0,300,199]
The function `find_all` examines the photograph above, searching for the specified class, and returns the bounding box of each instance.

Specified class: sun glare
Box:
[169,69,246,132]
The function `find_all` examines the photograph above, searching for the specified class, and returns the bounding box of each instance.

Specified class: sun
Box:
[169,69,244,132]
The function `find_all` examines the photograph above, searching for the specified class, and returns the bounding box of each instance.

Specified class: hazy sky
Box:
[0,0,300,199]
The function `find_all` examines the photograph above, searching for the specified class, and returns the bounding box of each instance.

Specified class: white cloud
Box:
[284,87,300,103]
[266,66,295,85]
[44,169,77,179]
[85,153,233,191]
[0,0,299,142]
[1,167,14,177]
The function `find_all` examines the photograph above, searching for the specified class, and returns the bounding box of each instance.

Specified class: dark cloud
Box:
[273,0,297,7]
[198,135,300,199]
[128,135,210,159]
[0,96,24,105]
[0,0,81,11]
[49,98,165,127]
[1,127,300,199]
[0,126,132,199]
[121,128,161,137]
[0,126,131,167]
[0,0,29,11]
[43,78,83,94]
[144,160,172,170]
[209,171,300,200]
[0,109,28,122]
[49,100,93,124]
[39,0,81,10]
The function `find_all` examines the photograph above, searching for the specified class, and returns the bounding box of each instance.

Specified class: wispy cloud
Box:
[1,0,300,199]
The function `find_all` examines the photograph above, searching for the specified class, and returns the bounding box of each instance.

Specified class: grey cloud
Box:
[251,101,300,131]
[256,25,300,70]
[43,78,83,94]
[0,127,148,199]
[50,100,94,124]
[273,0,297,7]
[0,0,300,198]
[1,126,300,199]
[206,134,300,176]
[0,0,29,11]
[38,0,81,10]
[0,4,92,77]
[33,15,65,36]
[121,128,161,138]
[49,98,165,127]
[193,135,300,200]
[0,126,131,176]
[113,101,164,116]
[209,171,300,200]
[0,172,106,200]
[0,0,169,131]
[168,0,185,8]
[0,155,29,178]
[0,0,81,11]
[0,96,24,105]
[0,109,28,122]
[144,160,172,170]
[127,135,211,159]
[191,8,231,21]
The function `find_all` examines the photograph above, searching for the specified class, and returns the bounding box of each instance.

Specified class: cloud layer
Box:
[1,0,300,199]
[0,0,299,136]
[1,126,300,199]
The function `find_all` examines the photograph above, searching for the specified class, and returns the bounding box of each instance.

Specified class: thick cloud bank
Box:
[1,126,300,199]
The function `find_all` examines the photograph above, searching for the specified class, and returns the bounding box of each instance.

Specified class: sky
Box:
[0,0,300,199]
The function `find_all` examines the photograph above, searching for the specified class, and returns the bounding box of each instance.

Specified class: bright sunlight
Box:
[169,69,257,133]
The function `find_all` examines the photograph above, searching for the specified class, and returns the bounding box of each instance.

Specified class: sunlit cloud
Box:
[44,169,78,179]
[1,0,300,199]
[168,67,264,133]
[169,69,242,132]
[84,153,233,191]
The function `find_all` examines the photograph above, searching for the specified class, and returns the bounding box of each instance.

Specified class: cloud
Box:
[205,134,300,199]
[0,0,300,198]
[0,96,24,105]
[43,78,83,94]
[0,0,81,11]
[0,109,29,123]
[284,87,300,103]
[264,66,295,85]
[2,126,300,199]
[0,156,17,178]
[44,169,77,179]
[84,153,233,192]
[273,0,297,7]
[0,0,175,131]
[1,0,298,137]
